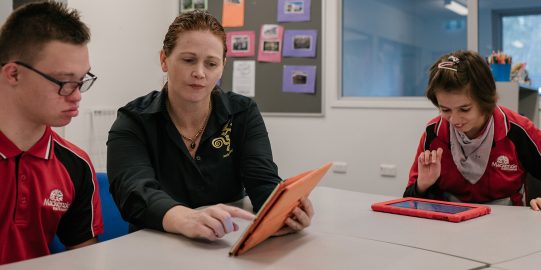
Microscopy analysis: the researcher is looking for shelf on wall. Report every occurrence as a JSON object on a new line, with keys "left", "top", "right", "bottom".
{"left": 496, "top": 82, "right": 539, "bottom": 126}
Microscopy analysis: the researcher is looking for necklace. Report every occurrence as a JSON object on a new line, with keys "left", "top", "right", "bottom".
{"left": 178, "top": 101, "right": 212, "bottom": 150}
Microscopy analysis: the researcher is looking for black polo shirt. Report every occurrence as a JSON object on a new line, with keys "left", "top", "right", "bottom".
{"left": 107, "top": 88, "right": 281, "bottom": 231}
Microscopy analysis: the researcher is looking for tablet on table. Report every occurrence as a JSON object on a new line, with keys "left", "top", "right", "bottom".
{"left": 371, "top": 197, "right": 491, "bottom": 222}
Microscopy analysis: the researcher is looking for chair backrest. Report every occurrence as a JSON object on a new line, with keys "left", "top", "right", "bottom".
{"left": 49, "top": 172, "right": 128, "bottom": 253}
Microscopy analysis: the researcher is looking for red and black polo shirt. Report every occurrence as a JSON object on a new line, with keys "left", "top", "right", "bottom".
{"left": 405, "top": 106, "right": 541, "bottom": 205}
{"left": 0, "top": 127, "right": 103, "bottom": 265}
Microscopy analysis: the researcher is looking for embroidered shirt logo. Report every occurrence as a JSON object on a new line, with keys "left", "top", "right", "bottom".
{"left": 43, "top": 189, "right": 70, "bottom": 212}
{"left": 212, "top": 121, "right": 233, "bottom": 158}
{"left": 491, "top": 155, "right": 518, "bottom": 171}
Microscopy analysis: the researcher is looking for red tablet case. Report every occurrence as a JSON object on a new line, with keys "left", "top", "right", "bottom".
{"left": 371, "top": 197, "right": 491, "bottom": 222}
{"left": 229, "top": 162, "right": 332, "bottom": 256}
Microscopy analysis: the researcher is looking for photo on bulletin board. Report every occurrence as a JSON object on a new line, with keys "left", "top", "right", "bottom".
{"left": 227, "top": 31, "right": 255, "bottom": 57}
{"left": 264, "top": 41, "right": 280, "bottom": 52}
{"left": 283, "top": 65, "right": 316, "bottom": 94}
{"left": 283, "top": 29, "right": 317, "bottom": 58}
{"left": 277, "top": 0, "right": 311, "bottom": 22}
{"left": 180, "top": 0, "right": 208, "bottom": 13}
{"left": 257, "top": 24, "right": 284, "bottom": 63}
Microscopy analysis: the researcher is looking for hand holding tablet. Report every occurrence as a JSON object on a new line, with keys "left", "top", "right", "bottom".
{"left": 230, "top": 162, "right": 331, "bottom": 256}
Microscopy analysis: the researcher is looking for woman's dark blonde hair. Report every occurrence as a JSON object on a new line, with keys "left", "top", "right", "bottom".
{"left": 162, "top": 10, "right": 226, "bottom": 60}
{"left": 426, "top": 50, "right": 497, "bottom": 115}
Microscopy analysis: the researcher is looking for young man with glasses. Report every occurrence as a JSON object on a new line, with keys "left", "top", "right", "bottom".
{"left": 0, "top": 2, "right": 103, "bottom": 265}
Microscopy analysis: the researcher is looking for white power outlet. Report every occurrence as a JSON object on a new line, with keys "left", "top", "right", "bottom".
{"left": 380, "top": 164, "right": 397, "bottom": 177}
{"left": 332, "top": 161, "right": 348, "bottom": 174}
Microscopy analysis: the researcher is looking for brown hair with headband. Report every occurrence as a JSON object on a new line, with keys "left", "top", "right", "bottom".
{"left": 426, "top": 50, "right": 497, "bottom": 115}
{"left": 162, "top": 10, "right": 227, "bottom": 60}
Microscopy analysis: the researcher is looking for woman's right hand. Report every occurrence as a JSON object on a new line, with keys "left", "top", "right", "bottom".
{"left": 163, "top": 204, "right": 255, "bottom": 241}
{"left": 416, "top": 148, "right": 444, "bottom": 194}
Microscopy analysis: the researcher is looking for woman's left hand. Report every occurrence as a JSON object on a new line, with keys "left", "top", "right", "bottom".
{"left": 529, "top": 197, "right": 541, "bottom": 211}
{"left": 273, "top": 197, "right": 314, "bottom": 236}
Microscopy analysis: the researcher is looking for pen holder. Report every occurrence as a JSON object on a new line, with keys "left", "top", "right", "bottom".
{"left": 490, "top": 64, "right": 511, "bottom": 82}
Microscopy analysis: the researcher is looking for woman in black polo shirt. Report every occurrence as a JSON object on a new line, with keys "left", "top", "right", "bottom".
{"left": 107, "top": 10, "right": 313, "bottom": 240}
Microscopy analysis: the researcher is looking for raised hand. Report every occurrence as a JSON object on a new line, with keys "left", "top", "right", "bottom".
{"left": 416, "top": 148, "right": 444, "bottom": 194}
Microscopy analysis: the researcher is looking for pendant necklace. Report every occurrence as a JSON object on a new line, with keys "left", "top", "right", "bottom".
{"left": 179, "top": 101, "right": 212, "bottom": 150}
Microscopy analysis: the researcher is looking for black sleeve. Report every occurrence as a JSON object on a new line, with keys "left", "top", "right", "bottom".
{"left": 238, "top": 102, "right": 281, "bottom": 212}
{"left": 509, "top": 122, "right": 541, "bottom": 179}
{"left": 55, "top": 148, "right": 102, "bottom": 246}
{"left": 508, "top": 121, "right": 541, "bottom": 200}
{"left": 107, "top": 111, "right": 180, "bottom": 231}
{"left": 403, "top": 182, "right": 421, "bottom": 198}
{"left": 403, "top": 181, "right": 442, "bottom": 200}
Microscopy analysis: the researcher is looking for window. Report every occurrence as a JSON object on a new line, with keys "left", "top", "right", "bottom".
{"left": 341, "top": 0, "right": 467, "bottom": 97}
{"left": 502, "top": 14, "right": 541, "bottom": 92}
{"left": 478, "top": 0, "right": 541, "bottom": 93}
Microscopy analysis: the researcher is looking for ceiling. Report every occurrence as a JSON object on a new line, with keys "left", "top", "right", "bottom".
{"left": 373, "top": 0, "right": 541, "bottom": 19}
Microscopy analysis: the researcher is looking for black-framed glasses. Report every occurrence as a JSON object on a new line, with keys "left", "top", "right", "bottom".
{"left": 8, "top": 61, "right": 97, "bottom": 96}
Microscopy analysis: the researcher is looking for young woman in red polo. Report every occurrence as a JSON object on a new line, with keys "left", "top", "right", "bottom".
{"left": 404, "top": 50, "right": 541, "bottom": 209}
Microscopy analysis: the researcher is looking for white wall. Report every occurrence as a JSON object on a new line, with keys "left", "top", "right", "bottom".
{"left": 0, "top": 0, "right": 12, "bottom": 24}
{"left": 62, "top": 0, "right": 446, "bottom": 198}
{"left": 66, "top": 0, "right": 177, "bottom": 150}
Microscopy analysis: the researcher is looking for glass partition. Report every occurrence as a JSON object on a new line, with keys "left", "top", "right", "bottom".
{"left": 342, "top": 0, "right": 467, "bottom": 97}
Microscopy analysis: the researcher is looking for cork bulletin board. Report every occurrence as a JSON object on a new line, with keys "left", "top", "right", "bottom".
{"left": 206, "top": 0, "right": 323, "bottom": 115}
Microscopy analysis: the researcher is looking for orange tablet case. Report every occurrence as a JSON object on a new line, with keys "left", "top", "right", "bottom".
{"left": 371, "top": 197, "right": 491, "bottom": 222}
{"left": 229, "top": 162, "right": 332, "bottom": 256}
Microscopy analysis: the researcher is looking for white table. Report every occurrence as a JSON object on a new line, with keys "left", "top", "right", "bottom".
{"left": 0, "top": 227, "right": 485, "bottom": 270}
{"left": 492, "top": 250, "right": 541, "bottom": 270}
{"left": 309, "top": 187, "right": 541, "bottom": 265}
{"left": 4, "top": 186, "right": 540, "bottom": 269}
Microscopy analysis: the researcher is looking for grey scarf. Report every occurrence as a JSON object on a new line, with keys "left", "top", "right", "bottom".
{"left": 449, "top": 116, "right": 494, "bottom": 184}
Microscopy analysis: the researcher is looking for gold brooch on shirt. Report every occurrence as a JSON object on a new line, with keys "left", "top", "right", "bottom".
{"left": 212, "top": 121, "right": 233, "bottom": 158}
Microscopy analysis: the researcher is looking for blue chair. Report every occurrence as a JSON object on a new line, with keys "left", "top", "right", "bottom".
{"left": 49, "top": 172, "right": 128, "bottom": 253}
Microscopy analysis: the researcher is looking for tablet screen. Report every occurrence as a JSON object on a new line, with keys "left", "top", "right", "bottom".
{"left": 389, "top": 200, "right": 473, "bottom": 214}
